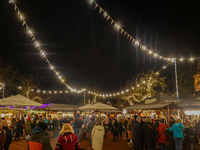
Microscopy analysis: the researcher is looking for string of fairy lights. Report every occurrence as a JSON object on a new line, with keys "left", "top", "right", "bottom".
{"left": 88, "top": 0, "right": 200, "bottom": 62}
{"left": 7, "top": 0, "right": 196, "bottom": 99}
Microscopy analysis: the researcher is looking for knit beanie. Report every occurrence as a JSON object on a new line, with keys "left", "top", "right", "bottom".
{"left": 37, "top": 121, "right": 47, "bottom": 131}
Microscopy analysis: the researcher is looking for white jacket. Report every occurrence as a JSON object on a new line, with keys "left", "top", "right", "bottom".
{"left": 91, "top": 125, "right": 105, "bottom": 150}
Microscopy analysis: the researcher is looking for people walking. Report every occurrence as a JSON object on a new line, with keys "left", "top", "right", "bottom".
{"left": 87, "top": 117, "right": 96, "bottom": 149}
{"left": 2, "top": 121, "right": 12, "bottom": 150}
{"left": 27, "top": 121, "right": 52, "bottom": 150}
{"left": 102, "top": 116, "right": 109, "bottom": 138}
{"left": 127, "top": 118, "right": 134, "bottom": 147}
{"left": 157, "top": 119, "right": 167, "bottom": 150}
{"left": 112, "top": 117, "right": 119, "bottom": 142}
{"left": 143, "top": 117, "right": 157, "bottom": 150}
{"left": 75, "top": 116, "right": 84, "bottom": 141}
{"left": 168, "top": 119, "right": 185, "bottom": 150}
{"left": 25, "top": 117, "right": 32, "bottom": 141}
{"left": 52, "top": 117, "right": 60, "bottom": 138}
{"left": 55, "top": 123, "right": 80, "bottom": 150}
{"left": 91, "top": 120, "right": 105, "bottom": 150}
{"left": 133, "top": 117, "right": 143, "bottom": 150}
{"left": 118, "top": 118, "right": 124, "bottom": 139}
{"left": 124, "top": 117, "right": 129, "bottom": 143}
{"left": 185, "top": 120, "right": 197, "bottom": 150}
{"left": 15, "top": 118, "right": 23, "bottom": 141}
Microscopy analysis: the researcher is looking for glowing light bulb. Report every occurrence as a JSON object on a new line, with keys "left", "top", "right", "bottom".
{"left": 43, "top": 91, "right": 46, "bottom": 93}
{"left": 41, "top": 52, "right": 45, "bottom": 56}
{"left": 18, "top": 86, "right": 22, "bottom": 89}
{"left": 148, "top": 50, "right": 152, "bottom": 54}
{"left": 54, "top": 91, "right": 57, "bottom": 94}
{"left": 49, "top": 91, "right": 52, "bottom": 94}
{"left": 113, "top": 94, "right": 116, "bottom": 96}
{"left": 88, "top": 91, "right": 91, "bottom": 94}
{"left": 137, "top": 84, "right": 140, "bottom": 87}
{"left": 35, "top": 42, "right": 39, "bottom": 47}
{"left": 58, "top": 76, "right": 62, "bottom": 79}
{"left": 50, "top": 66, "right": 54, "bottom": 69}
{"left": 126, "top": 89, "right": 129, "bottom": 92}
{"left": 56, "top": 72, "right": 59, "bottom": 75}
{"left": 163, "top": 66, "right": 166, "bottom": 69}
{"left": 27, "top": 29, "right": 32, "bottom": 35}
{"left": 180, "top": 58, "right": 184, "bottom": 61}
{"left": 143, "top": 81, "right": 146, "bottom": 84}
{"left": 117, "top": 93, "right": 120, "bottom": 95}
{"left": 61, "top": 79, "right": 64, "bottom": 82}
{"left": 9, "top": 0, "right": 14, "bottom": 3}
{"left": 37, "top": 90, "right": 40, "bottom": 92}
{"left": 116, "top": 24, "right": 120, "bottom": 29}
{"left": 20, "top": 15, "right": 23, "bottom": 20}
{"left": 190, "top": 58, "right": 194, "bottom": 61}
{"left": 154, "top": 53, "right": 158, "bottom": 57}
{"left": 156, "top": 72, "right": 159, "bottom": 75}
{"left": 102, "top": 94, "right": 105, "bottom": 97}
{"left": 104, "top": 12, "right": 107, "bottom": 17}
{"left": 31, "top": 89, "right": 34, "bottom": 92}
{"left": 109, "top": 94, "right": 112, "bottom": 97}
{"left": 65, "top": 91, "right": 68, "bottom": 93}
{"left": 135, "top": 41, "right": 139, "bottom": 45}
{"left": 106, "top": 94, "right": 108, "bottom": 97}
{"left": 142, "top": 46, "right": 146, "bottom": 50}
{"left": 60, "top": 91, "right": 62, "bottom": 93}
{"left": 132, "top": 87, "right": 134, "bottom": 89}
{"left": 121, "top": 91, "right": 124, "bottom": 94}
{"left": 167, "top": 58, "right": 170, "bottom": 61}
{"left": 99, "top": 94, "right": 102, "bottom": 97}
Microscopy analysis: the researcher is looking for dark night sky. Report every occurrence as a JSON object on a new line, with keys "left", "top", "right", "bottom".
{"left": 0, "top": 0, "right": 200, "bottom": 94}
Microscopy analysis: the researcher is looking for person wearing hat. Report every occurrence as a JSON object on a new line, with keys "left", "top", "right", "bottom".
{"left": 25, "top": 117, "right": 32, "bottom": 141}
{"left": 27, "top": 121, "right": 52, "bottom": 150}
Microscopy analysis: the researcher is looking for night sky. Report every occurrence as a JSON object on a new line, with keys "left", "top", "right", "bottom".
{"left": 0, "top": 0, "right": 200, "bottom": 94}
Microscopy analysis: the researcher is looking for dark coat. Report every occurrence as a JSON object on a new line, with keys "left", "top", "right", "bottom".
{"left": 118, "top": 121, "right": 124, "bottom": 132}
{"left": 143, "top": 122, "right": 157, "bottom": 147}
{"left": 2, "top": 126, "right": 12, "bottom": 148}
{"left": 112, "top": 120, "right": 119, "bottom": 135}
{"left": 132, "top": 119, "right": 137, "bottom": 134}
{"left": 75, "top": 118, "right": 84, "bottom": 128}
{"left": 185, "top": 125, "right": 197, "bottom": 143}
{"left": 133, "top": 121, "right": 143, "bottom": 140}
{"left": 16, "top": 121, "right": 23, "bottom": 134}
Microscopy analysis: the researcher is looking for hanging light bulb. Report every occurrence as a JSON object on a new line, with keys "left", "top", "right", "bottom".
{"left": 143, "top": 81, "right": 146, "bottom": 84}
{"left": 142, "top": 46, "right": 146, "bottom": 50}
{"left": 180, "top": 58, "right": 184, "bottom": 61}
{"left": 109, "top": 94, "right": 112, "bottom": 97}
{"left": 65, "top": 91, "right": 68, "bottom": 93}
{"left": 31, "top": 89, "right": 34, "bottom": 92}
{"left": 49, "top": 91, "right": 52, "bottom": 94}
{"left": 135, "top": 41, "right": 139, "bottom": 45}
{"left": 190, "top": 58, "right": 194, "bottom": 61}
{"left": 19, "top": 14, "right": 23, "bottom": 20}
{"left": 35, "top": 42, "right": 39, "bottom": 47}
{"left": 37, "top": 90, "right": 40, "bottom": 92}
{"left": 18, "top": 86, "right": 22, "bottom": 89}
{"left": 56, "top": 72, "right": 59, "bottom": 75}
{"left": 27, "top": 29, "right": 32, "bottom": 35}
{"left": 117, "top": 93, "right": 120, "bottom": 95}
{"left": 121, "top": 91, "right": 124, "bottom": 94}
{"left": 137, "top": 84, "right": 140, "bottom": 87}
{"left": 54, "top": 91, "right": 57, "bottom": 94}
{"left": 104, "top": 12, "right": 107, "bottom": 17}
{"left": 163, "top": 66, "right": 166, "bottom": 69}
{"left": 126, "top": 89, "right": 129, "bottom": 92}
{"left": 43, "top": 91, "right": 46, "bottom": 93}
{"left": 50, "top": 66, "right": 54, "bottom": 69}
{"left": 60, "top": 91, "right": 62, "bottom": 93}
{"left": 148, "top": 50, "right": 152, "bottom": 54}
{"left": 113, "top": 94, "right": 116, "bottom": 96}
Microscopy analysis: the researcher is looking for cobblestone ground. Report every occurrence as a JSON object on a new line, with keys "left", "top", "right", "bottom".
{"left": 8, "top": 132, "right": 200, "bottom": 150}
{"left": 9, "top": 131, "right": 131, "bottom": 150}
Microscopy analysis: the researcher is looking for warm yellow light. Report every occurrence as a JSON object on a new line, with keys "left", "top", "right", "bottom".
{"left": 121, "top": 91, "right": 124, "bottom": 94}
{"left": 56, "top": 72, "right": 59, "bottom": 75}
{"left": 116, "top": 24, "right": 120, "bottom": 29}
{"left": 91, "top": 92, "right": 93, "bottom": 94}
{"left": 132, "top": 87, "right": 134, "bottom": 89}
{"left": 104, "top": 12, "right": 107, "bottom": 17}
{"left": 180, "top": 58, "right": 184, "bottom": 61}
{"left": 35, "top": 42, "right": 39, "bottom": 47}
{"left": 117, "top": 93, "right": 120, "bottom": 95}
{"left": 43, "top": 91, "right": 46, "bottom": 93}
{"left": 50, "top": 66, "right": 54, "bottom": 69}
{"left": 190, "top": 58, "right": 194, "bottom": 61}
{"left": 99, "top": 94, "right": 102, "bottom": 97}
{"left": 126, "top": 89, "right": 129, "bottom": 92}
{"left": 113, "top": 94, "right": 116, "bottom": 96}
{"left": 37, "top": 90, "right": 40, "bottom": 92}
{"left": 143, "top": 81, "right": 146, "bottom": 84}
{"left": 88, "top": 91, "right": 91, "bottom": 93}
{"left": 27, "top": 29, "right": 32, "bottom": 35}
{"left": 163, "top": 66, "right": 166, "bottom": 69}
{"left": 167, "top": 58, "right": 170, "bottom": 61}
{"left": 41, "top": 52, "right": 45, "bottom": 56}
{"left": 54, "top": 91, "right": 57, "bottom": 94}
{"left": 106, "top": 94, "right": 108, "bottom": 97}
{"left": 137, "top": 84, "right": 140, "bottom": 87}
{"left": 153, "top": 53, "right": 158, "bottom": 57}
{"left": 18, "top": 86, "right": 22, "bottom": 89}
{"left": 148, "top": 50, "right": 152, "bottom": 54}
{"left": 142, "top": 46, "right": 146, "bottom": 50}
{"left": 135, "top": 41, "right": 139, "bottom": 45}
{"left": 49, "top": 91, "right": 52, "bottom": 94}
{"left": 60, "top": 91, "right": 62, "bottom": 93}
{"left": 61, "top": 79, "right": 64, "bottom": 82}
{"left": 156, "top": 72, "right": 159, "bottom": 75}
{"left": 20, "top": 15, "right": 23, "bottom": 20}
{"left": 109, "top": 94, "right": 112, "bottom": 97}
{"left": 31, "top": 89, "right": 34, "bottom": 92}
{"left": 58, "top": 76, "right": 62, "bottom": 79}
{"left": 65, "top": 91, "right": 68, "bottom": 93}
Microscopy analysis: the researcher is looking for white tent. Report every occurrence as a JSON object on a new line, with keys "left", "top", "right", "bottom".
{"left": 0, "top": 94, "right": 42, "bottom": 106}
{"left": 79, "top": 102, "right": 118, "bottom": 111}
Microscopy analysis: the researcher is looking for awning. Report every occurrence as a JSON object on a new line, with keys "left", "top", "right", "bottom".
{"left": 44, "top": 103, "right": 79, "bottom": 111}
{"left": 79, "top": 102, "right": 118, "bottom": 111}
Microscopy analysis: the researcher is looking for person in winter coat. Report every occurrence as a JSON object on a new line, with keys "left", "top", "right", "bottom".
{"left": 185, "top": 120, "right": 197, "bottom": 150}
{"left": 32, "top": 114, "right": 39, "bottom": 129}
{"left": 0, "top": 124, "right": 6, "bottom": 150}
{"left": 25, "top": 117, "right": 32, "bottom": 141}
{"left": 91, "top": 120, "right": 105, "bottom": 150}
{"left": 157, "top": 119, "right": 167, "bottom": 150}
{"left": 133, "top": 117, "right": 143, "bottom": 150}
{"left": 124, "top": 117, "right": 129, "bottom": 143}
{"left": 143, "top": 117, "right": 157, "bottom": 150}
{"left": 118, "top": 118, "right": 124, "bottom": 139}
{"left": 75, "top": 116, "right": 84, "bottom": 141}
{"left": 27, "top": 121, "right": 52, "bottom": 150}
{"left": 168, "top": 119, "right": 185, "bottom": 150}
{"left": 2, "top": 121, "right": 12, "bottom": 150}
{"left": 112, "top": 118, "right": 119, "bottom": 142}
{"left": 52, "top": 117, "right": 60, "bottom": 138}
{"left": 55, "top": 123, "right": 80, "bottom": 150}
{"left": 46, "top": 116, "right": 51, "bottom": 137}
{"left": 127, "top": 118, "right": 134, "bottom": 147}
{"left": 15, "top": 118, "right": 23, "bottom": 141}
{"left": 87, "top": 117, "right": 96, "bottom": 149}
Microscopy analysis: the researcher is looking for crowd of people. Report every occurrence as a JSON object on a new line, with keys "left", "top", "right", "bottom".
{"left": 0, "top": 113, "right": 200, "bottom": 150}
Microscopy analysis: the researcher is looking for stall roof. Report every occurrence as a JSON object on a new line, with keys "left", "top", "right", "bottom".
{"left": 79, "top": 102, "right": 118, "bottom": 111}
{"left": 44, "top": 103, "right": 80, "bottom": 111}
{"left": 178, "top": 94, "right": 200, "bottom": 106}
{"left": 125, "top": 102, "right": 180, "bottom": 110}
{"left": 144, "top": 93, "right": 182, "bottom": 104}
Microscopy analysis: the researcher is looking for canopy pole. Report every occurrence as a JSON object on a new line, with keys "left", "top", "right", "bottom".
{"left": 17, "top": 105, "right": 19, "bottom": 118}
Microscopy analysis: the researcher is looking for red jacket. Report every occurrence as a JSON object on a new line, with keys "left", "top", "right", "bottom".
{"left": 157, "top": 123, "right": 167, "bottom": 143}
{"left": 55, "top": 133, "right": 80, "bottom": 150}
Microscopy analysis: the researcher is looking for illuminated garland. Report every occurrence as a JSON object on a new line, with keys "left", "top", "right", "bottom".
{"left": 88, "top": 0, "right": 200, "bottom": 62}
{"left": 8, "top": 0, "right": 172, "bottom": 98}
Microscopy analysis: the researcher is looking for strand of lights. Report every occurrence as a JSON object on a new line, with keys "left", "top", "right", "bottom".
{"left": 9, "top": 0, "right": 85, "bottom": 94}
{"left": 8, "top": 1, "right": 173, "bottom": 99}
{"left": 88, "top": 0, "right": 200, "bottom": 62}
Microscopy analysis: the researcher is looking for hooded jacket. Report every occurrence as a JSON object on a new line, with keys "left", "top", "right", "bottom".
{"left": 92, "top": 125, "right": 105, "bottom": 150}
{"left": 168, "top": 122, "right": 185, "bottom": 138}
{"left": 157, "top": 123, "right": 167, "bottom": 143}
{"left": 55, "top": 132, "right": 80, "bottom": 150}
{"left": 185, "top": 124, "right": 197, "bottom": 143}
{"left": 27, "top": 127, "right": 52, "bottom": 150}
